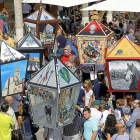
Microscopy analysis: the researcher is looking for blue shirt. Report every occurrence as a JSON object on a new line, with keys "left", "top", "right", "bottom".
{"left": 84, "top": 117, "right": 99, "bottom": 140}
{"left": 93, "top": 78, "right": 99, "bottom": 85}
{"left": 93, "top": 83, "right": 108, "bottom": 100}
{"left": 127, "top": 34, "right": 135, "bottom": 42}
{"left": 125, "top": 107, "right": 140, "bottom": 133}
{"left": 57, "top": 35, "right": 66, "bottom": 49}
{"left": 65, "top": 39, "right": 78, "bottom": 57}
{"left": 77, "top": 89, "right": 85, "bottom": 105}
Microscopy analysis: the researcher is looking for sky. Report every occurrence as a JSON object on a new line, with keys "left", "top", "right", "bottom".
{"left": 23, "top": 53, "right": 40, "bottom": 58}
{"left": 1, "top": 60, "right": 28, "bottom": 91}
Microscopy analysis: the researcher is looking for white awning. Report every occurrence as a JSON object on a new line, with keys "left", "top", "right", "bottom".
{"left": 22, "top": 0, "right": 99, "bottom": 7}
{"left": 81, "top": 0, "right": 140, "bottom": 12}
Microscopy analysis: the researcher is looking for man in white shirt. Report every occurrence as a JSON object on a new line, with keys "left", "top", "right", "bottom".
{"left": 76, "top": 100, "right": 102, "bottom": 125}
{"left": 22, "top": 3, "right": 32, "bottom": 18}
{"left": 5, "top": 96, "right": 18, "bottom": 130}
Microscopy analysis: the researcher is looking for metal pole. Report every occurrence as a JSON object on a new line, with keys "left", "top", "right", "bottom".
{"left": 73, "top": 6, "right": 76, "bottom": 35}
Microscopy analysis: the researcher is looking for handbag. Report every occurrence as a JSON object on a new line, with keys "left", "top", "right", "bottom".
{"left": 31, "top": 124, "right": 39, "bottom": 134}
{"left": 12, "top": 130, "right": 23, "bottom": 140}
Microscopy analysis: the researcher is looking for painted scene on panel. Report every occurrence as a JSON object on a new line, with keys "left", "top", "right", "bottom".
{"left": 21, "top": 35, "right": 39, "bottom": 47}
{"left": 109, "top": 60, "right": 140, "bottom": 91}
{"left": 1, "top": 60, "right": 28, "bottom": 97}
{"left": 58, "top": 85, "right": 81, "bottom": 127}
{"left": 39, "top": 23, "right": 56, "bottom": 44}
{"left": 81, "top": 41, "right": 102, "bottom": 64}
{"left": 28, "top": 85, "right": 57, "bottom": 128}
{"left": 24, "top": 22, "right": 37, "bottom": 36}
{"left": 23, "top": 53, "right": 40, "bottom": 71}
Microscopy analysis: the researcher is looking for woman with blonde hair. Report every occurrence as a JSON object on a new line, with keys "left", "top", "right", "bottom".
{"left": 84, "top": 79, "right": 94, "bottom": 108}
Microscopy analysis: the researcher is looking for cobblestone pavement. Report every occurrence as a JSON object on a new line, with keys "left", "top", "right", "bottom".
{"left": 36, "top": 126, "right": 44, "bottom": 140}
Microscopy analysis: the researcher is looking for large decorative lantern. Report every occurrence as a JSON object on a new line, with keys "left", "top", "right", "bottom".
{"left": 27, "top": 58, "right": 81, "bottom": 128}
{"left": 106, "top": 36, "right": 140, "bottom": 92}
{"left": 76, "top": 20, "right": 113, "bottom": 64}
{"left": 23, "top": 7, "right": 58, "bottom": 46}
{"left": 0, "top": 41, "right": 28, "bottom": 98}
{"left": 17, "top": 32, "right": 44, "bottom": 74}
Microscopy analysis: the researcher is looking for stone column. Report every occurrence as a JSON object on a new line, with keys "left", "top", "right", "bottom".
{"left": 81, "top": 3, "right": 89, "bottom": 26}
{"left": 107, "top": 11, "right": 113, "bottom": 23}
{"left": 14, "top": 0, "right": 23, "bottom": 43}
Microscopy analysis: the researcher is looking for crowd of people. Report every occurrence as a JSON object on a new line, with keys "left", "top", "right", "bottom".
{"left": 1, "top": 2, "right": 140, "bottom": 140}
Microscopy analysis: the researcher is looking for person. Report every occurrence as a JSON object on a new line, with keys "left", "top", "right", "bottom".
{"left": 114, "top": 99, "right": 125, "bottom": 123}
{"left": 112, "top": 16, "right": 119, "bottom": 30}
{"left": 127, "top": 21, "right": 135, "bottom": 33}
{"left": 124, "top": 94, "right": 134, "bottom": 111}
{"left": 58, "top": 6, "right": 63, "bottom": 18}
{"left": 102, "top": 16, "right": 108, "bottom": 26}
{"left": 122, "top": 105, "right": 131, "bottom": 139}
{"left": 11, "top": 94, "right": 23, "bottom": 120}
{"left": 119, "top": 23, "right": 124, "bottom": 34}
{"left": 99, "top": 100, "right": 110, "bottom": 128}
{"left": 127, "top": 29, "right": 135, "bottom": 42}
{"left": 135, "top": 26, "right": 140, "bottom": 44}
{"left": 81, "top": 108, "right": 99, "bottom": 140}
{"left": 0, "top": 7, "right": 9, "bottom": 34}
{"left": 65, "top": 35, "right": 78, "bottom": 58}
{"left": 130, "top": 119, "right": 140, "bottom": 140}
{"left": 56, "top": 29, "right": 66, "bottom": 50}
{"left": 110, "top": 36, "right": 116, "bottom": 46}
{"left": 76, "top": 100, "right": 102, "bottom": 125}
{"left": 71, "top": 11, "right": 81, "bottom": 33}
{"left": 80, "top": 64, "right": 93, "bottom": 83}
{"left": 93, "top": 73, "right": 109, "bottom": 100}
{"left": 123, "top": 100, "right": 140, "bottom": 133}
{"left": 111, "top": 123, "right": 129, "bottom": 140}
{"left": 93, "top": 70, "right": 104, "bottom": 85}
{"left": 134, "top": 39, "right": 139, "bottom": 45}
{"left": 83, "top": 79, "right": 93, "bottom": 107}
{"left": 0, "top": 19, "right": 5, "bottom": 33}
{"left": 60, "top": 45, "right": 75, "bottom": 65}
{"left": 22, "top": 3, "right": 32, "bottom": 18}
{"left": 18, "top": 104, "right": 37, "bottom": 140}
{"left": 3, "top": 33, "right": 14, "bottom": 48}
{"left": 63, "top": 112, "right": 82, "bottom": 140}
{"left": 0, "top": 102, "right": 15, "bottom": 140}
{"left": 102, "top": 114, "right": 117, "bottom": 140}
{"left": 5, "top": 96, "right": 18, "bottom": 130}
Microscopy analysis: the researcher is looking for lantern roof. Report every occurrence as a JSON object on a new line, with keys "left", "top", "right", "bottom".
{"left": 0, "top": 41, "right": 26, "bottom": 64}
{"left": 24, "top": 7, "right": 58, "bottom": 22}
{"left": 27, "top": 58, "right": 81, "bottom": 89}
{"left": 77, "top": 20, "right": 112, "bottom": 36}
{"left": 17, "top": 32, "right": 43, "bottom": 50}
{"left": 106, "top": 35, "right": 140, "bottom": 59}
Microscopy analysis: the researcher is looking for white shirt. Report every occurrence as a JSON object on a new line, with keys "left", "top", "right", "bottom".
{"left": 81, "top": 108, "right": 102, "bottom": 125}
{"left": 100, "top": 110, "right": 110, "bottom": 125}
{"left": 85, "top": 89, "right": 93, "bottom": 106}
{"left": 11, "top": 94, "right": 22, "bottom": 112}
{"left": 7, "top": 107, "right": 19, "bottom": 130}
{"left": 22, "top": 3, "right": 32, "bottom": 13}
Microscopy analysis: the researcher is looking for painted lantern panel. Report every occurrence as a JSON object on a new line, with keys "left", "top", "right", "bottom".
{"left": 23, "top": 53, "right": 40, "bottom": 71}
{"left": 24, "top": 22, "right": 37, "bottom": 36}
{"left": 80, "top": 41, "right": 105, "bottom": 64}
{"left": 108, "top": 60, "right": 140, "bottom": 91}
{"left": 1, "top": 60, "right": 28, "bottom": 97}
{"left": 57, "top": 85, "right": 81, "bottom": 127}
{"left": 39, "top": 23, "right": 56, "bottom": 45}
{"left": 28, "top": 85, "right": 57, "bottom": 128}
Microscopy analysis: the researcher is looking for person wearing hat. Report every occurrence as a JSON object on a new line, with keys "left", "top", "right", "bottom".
{"left": 76, "top": 100, "right": 102, "bottom": 125}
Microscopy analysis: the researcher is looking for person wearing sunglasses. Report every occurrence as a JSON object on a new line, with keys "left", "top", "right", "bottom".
{"left": 111, "top": 123, "right": 128, "bottom": 140}
{"left": 123, "top": 100, "right": 140, "bottom": 133}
